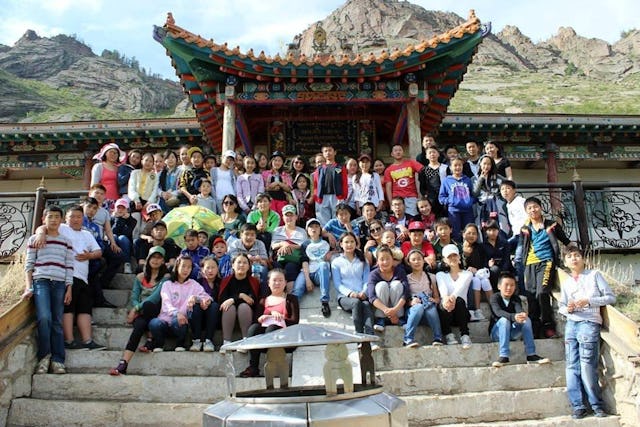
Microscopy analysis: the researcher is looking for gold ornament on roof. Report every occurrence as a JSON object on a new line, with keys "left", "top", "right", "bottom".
{"left": 312, "top": 22, "right": 328, "bottom": 54}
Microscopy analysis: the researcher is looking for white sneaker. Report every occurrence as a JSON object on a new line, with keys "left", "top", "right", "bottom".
{"left": 469, "top": 310, "right": 479, "bottom": 322}
{"left": 123, "top": 262, "right": 133, "bottom": 274}
{"left": 174, "top": 346, "right": 186, "bottom": 352}
{"left": 203, "top": 339, "right": 215, "bottom": 352}
{"left": 474, "top": 309, "right": 486, "bottom": 321}
{"left": 373, "top": 324, "right": 385, "bottom": 332}
{"left": 35, "top": 355, "right": 50, "bottom": 374}
{"left": 153, "top": 347, "right": 163, "bottom": 353}
{"left": 219, "top": 339, "right": 232, "bottom": 354}
{"left": 370, "top": 343, "right": 381, "bottom": 352}
{"left": 460, "top": 334, "right": 472, "bottom": 349}
{"left": 445, "top": 333, "right": 457, "bottom": 345}
{"left": 189, "top": 339, "right": 202, "bottom": 352}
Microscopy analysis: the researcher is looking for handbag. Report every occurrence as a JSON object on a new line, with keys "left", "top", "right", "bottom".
{"left": 277, "top": 247, "right": 302, "bottom": 264}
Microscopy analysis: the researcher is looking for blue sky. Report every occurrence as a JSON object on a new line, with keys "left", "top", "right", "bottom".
{"left": 2, "top": 0, "right": 637, "bottom": 80}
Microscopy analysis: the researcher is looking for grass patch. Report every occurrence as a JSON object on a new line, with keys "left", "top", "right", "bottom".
{"left": 0, "top": 256, "right": 25, "bottom": 316}
{"left": 587, "top": 251, "right": 640, "bottom": 322}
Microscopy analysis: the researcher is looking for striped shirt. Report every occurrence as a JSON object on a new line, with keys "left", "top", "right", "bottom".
{"left": 25, "top": 234, "right": 74, "bottom": 286}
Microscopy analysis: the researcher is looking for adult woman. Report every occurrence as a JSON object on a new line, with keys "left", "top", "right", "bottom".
{"left": 127, "top": 152, "right": 159, "bottom": 213}
{"left": 91, "top": 143, "right": 126, "bottom": 204}
{"left": 118, "top": 149, "right": 142, "bottom": 199}
{"left": 109, "top": 247, "right": 167, "bottom": 375}
{"left": 220, "top": 194, "right": 246, "bottom": 244}
{"left": 158, "top": 149, "right": 181, "bottom": 212}
{"left": 218, "top": 253, "right": 261, "bottom": 347}
{"left": 288, "top": 154, "right": 310, "bottom": 182}
{"left": 352, "top": 153, "right": 385, "bottom": 215}
{"left": 484, "top": 141, "right": 513, "bottom": 180}
{"left": 363, "top": 219, "right": 385, "bottom": 267}
{"left": 271, "top": 205, "right": 306, "bottom": 291}
{"left": 239, "top": 268, "right": 299, "bottom": 377}
{"left": 254, "top": 152, "right": 269, "bottom": 173}
{"left": 261, "top": 151, "right": 293, "bottom": 219}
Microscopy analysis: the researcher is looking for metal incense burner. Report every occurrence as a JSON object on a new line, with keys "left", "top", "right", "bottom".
{"left": 203, "top": 324, "right": 406, "bottom": 426}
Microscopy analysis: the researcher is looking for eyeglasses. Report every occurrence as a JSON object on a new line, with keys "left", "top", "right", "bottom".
{"left": 223, "top": 201, "right": 235, "bottom": 206}
{"left": 370, "top": 227, "right": 382, "bottom": 233}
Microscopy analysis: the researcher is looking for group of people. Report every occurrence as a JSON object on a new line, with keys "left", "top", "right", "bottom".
{"left": 24, "top": 136, "right": 616, "bottom": 418}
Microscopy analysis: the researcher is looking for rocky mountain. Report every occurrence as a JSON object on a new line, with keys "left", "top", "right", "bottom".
{"left": 0, "top": 30, "right": 186, "bottom": 123}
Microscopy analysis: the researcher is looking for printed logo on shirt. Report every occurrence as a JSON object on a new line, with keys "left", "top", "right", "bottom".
{"left": 389, "top": 166, "right": 414, "bottom": 188}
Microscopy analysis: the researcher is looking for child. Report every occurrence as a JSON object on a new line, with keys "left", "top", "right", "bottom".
{"left": 24, "top": 206, "right": 74, "bottom": 374}
{"left": 246, "top": 192, "right": 280, "bottom": 251}
{"left": 439, "top": 157, "right": 475, "bottom": 242}
{"left": 436, "top": 244, "right": 473, "bottom": 348}
{"left": 432, "top": 217, "right": 462, "bottom": 273}
{"left": 558, "top": 245, "right": 616, "bottom": 419}
{"left": 384, "top": 143, "right": 423, "bottom": 216}
{"left": 291, "top": 173, "right": 314, "bottom": 228}
{"left": 148, "top": 255, "right": 212, "bottom": 352}
{"left": 482, "top": 220, "right": 513, "bottom": 290}
{"left": 352, "top": 202, "right": 378, "bottom": 241}
{"left": 194, "top": 178, "right": 217, "bottom": 213}
{"left": 416, "top": 197, "right": 436, "bottom": 241}
{"left": 197, "top": 230, "right": 209, "bottom": 248}
{"left": 404, "top": 249, "right": 443, "bottom": 347}
{"left": 228, "top": 223, "right": 270, "bottom": 293}
{"left": 387, "top": 197, "right": 415, "bottom": 243}
{"left": 293, "top": 218, "right": 332, "bottom": 317}
{"left": 110, "top": 198, "right": 137, "bottom": 274}
{"left": 332, "top": 232, "right": 376, "bottom": 340}
{"left": 179, "top": 147, "right": 211, "bottom": 206}
{"left": 362, "top": 219, "right": 385, "bottom": 267}
{"left": 236, "top": 155, "right": 264, "bottom": 214}
{"left": 377, "top": 229, "right": 404, "bottom": 266}
{"left": 239, "top": 269, "right": 300, "bottom": 377}
{"left": 262, "top": 151, "right": 293, "bottom": 218}
{"left": 110, "top": 246, "right": 168, "bottom": 375}
{"left": 190, "top": 256, "right": 221, "bottom": 352}
{"left": 180, "top": 229, "right": 210, "bottom": 280}
{"left": 352, "top": 153, "right": 385, "bottom": 216}
{"left": 367, "top": 245, "right": 409, "bottom": 332}
{"left": 472, "top": 155, "right": 505, "bottom": 229}
{"left": 211, "top": 237, "right": 232, "bottom": 279}
{"left": 323, "top": 202, "right": 360, "bottom": 248}
{"left": 313, "top": 143, "right": 349, "bottom": 224}
{"left": 461, "top": 223, "right": 492, "bottom": 322}
{"left": 489, "top": 272, "right": 550, "bottom": 368}
{"left": 132, "top": 220, "right": 180, "bottom": 272}
{"left": 210, "top": 150, "right": 237, "bottom": 213}
{"left": 418, "top": 144, "right": 447, "bottom": 218}
{"left": 520, "top": 196, "right": 571, "bottom": 338}
{"left": 400, "top": 221, "right": 436, "bottom": 272}
{"left": 127, "top": 152, "right": 159, "bottom": 214}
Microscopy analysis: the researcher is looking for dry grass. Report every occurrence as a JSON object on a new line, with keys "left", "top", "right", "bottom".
{"left": 0, "top": 255, "right": 25, "bottom": 315}
{"left": 586, "top": 251, "right": 640, "bottom": 322}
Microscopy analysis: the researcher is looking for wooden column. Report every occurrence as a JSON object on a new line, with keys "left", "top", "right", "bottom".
{"left": 545, "top": 142, "right": 563, "bottom": 221}
{"left": 407, "top": 99, "right": 421, "bottom": 159}
{"left": 222, "top": 85, "right": 236, "bottom": 153}
{"left": 83, "top": 153, "right": 93, "bottom": 190}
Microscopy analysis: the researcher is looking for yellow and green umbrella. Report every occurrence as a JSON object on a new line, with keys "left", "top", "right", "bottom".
{"left": 162, "top": 205, "right": 223, "bottom": 247}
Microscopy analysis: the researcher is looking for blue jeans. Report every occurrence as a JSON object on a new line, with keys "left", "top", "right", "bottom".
{"left": 404, "top": 303, "right": 442, "bottom": 343}
{"left": 33, "top": 279, "right": 66, "bottom": 363}
{"left": 149, "top": 316, "right": 188, "bottom": 349}
{"left": 565, "top": 320, "right": 604, "bottom": 412}
{"left": 490, "top": 317, "right": 536, "bottom": 358}
{"left": 114, "top": 235, "right": 132, "bottom": 263}
{"left": 292, "top": 262, "right": 330, "bottom": 302}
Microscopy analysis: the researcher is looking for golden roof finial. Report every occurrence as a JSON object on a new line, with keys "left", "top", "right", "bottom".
{"left": 166, "top": 12, "right": 175, "bottom": 26}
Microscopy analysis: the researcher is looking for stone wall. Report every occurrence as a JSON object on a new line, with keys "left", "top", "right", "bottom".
{"left": 0, "top": 335, "right": 36, "bottom": 426}
{"left": 601, "top": 340, "right": 640, "bottom": 425}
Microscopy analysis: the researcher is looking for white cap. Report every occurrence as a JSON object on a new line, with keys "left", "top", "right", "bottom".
{"left": 442, "top": 244, "right": 460, "bottom": 258}
{"left": 222, "top": 150, "right": 236, "bottom": 159}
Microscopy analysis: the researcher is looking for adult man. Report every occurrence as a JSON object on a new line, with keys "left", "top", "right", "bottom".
{"left": 312, "top": 143, "right": 349, "bottom": 225}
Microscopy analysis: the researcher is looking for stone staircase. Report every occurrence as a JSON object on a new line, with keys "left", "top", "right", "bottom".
{"left": 7, "top": 273, "right": 622, "bottom": 427}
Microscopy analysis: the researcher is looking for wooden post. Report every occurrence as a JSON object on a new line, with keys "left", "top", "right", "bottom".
{"left": 222, "top": 85, "right": 236, "bottom": 153}
{"left": 407, "top": 99, "right": 421, "bottom": 159}
{"left": 32, "top": 177, "right": 47, "bottom": 233}
{"left": 572, "top": 169, "right": 591, "bottom": 250}
{"left": 545, "top": 142, "right": 563, "bottom": 221}
{"left": 83, "top": 152, "right": 93, "bottom": 190}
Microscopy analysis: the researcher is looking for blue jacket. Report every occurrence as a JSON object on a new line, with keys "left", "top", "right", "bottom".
{"left": 439, "top": 175, "right": 475, "bottom": 213}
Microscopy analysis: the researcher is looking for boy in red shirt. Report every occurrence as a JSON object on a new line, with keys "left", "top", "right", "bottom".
{"left": 384, "top": 143, "right": 423, "bottom": 216}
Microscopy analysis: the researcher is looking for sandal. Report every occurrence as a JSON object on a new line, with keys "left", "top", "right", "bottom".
{"left": 109, "top": 359, "right": 128, "bottom": 376}
{"left": 138, "top": 340, "right": 154, "bottom": 353}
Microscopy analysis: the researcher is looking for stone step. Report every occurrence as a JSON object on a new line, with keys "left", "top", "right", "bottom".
{"left": 437, "top": 415, "right": 620, "bottom": 427}
{"left": 8, "top": 398, "right": 208, "bottom": 427}
{"left": 65, "top": 350, "right": 253, "bottom": 376}
{"left": 102, "top": 289, "right": 130, "bottom": 308}
{"left": 108, "top": 272, "right": 136, "bottom": 290}
{"left": 378, "top": 361, "right": 566, "bottom": 396}
{"left": 404, "top": 387, "right": 571, "bottom": 425}
{"left": 31, "top": 374, "right": 262, "bottom": 403}
{"left": 90, "top": 326, "right": 244, "bottom": 350}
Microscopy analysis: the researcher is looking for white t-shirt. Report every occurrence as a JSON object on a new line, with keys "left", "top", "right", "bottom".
{"left": 436, "top": 270, "right": 473, "bottom": 305}
{"left": 214, "top": 168, "right": 235, "bottom": 200}
{"left": 506, "top": 195, "right": 527, "bottom": 235}
{"left": 60, "top": 223, "right": 101, "bottom": 283}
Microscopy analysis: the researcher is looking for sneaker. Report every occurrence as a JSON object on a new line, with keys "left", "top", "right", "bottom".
{"left": 460, "top": 334, "right": 472, "bottom": 349}
{"left": 35, "top": 355, "right": 50, "bottom": 374}
{"left": 152, "top": 347, "right": 163, "bottom": 353}
{"left": 431, "top": 339, "right": 444, "bottom": 346}
{"left": 321, "top": 302, "right": 332, "bottom": 318}
{"left": 109, "top": 359, "right": 128, "bottom": 376}
{"left": 50, "top": 361, "right": 66, "bottom": 374}
{"left": 203, "top": 339, "right": 215, "bottom": 352}
{"left": 239, "top": 366, "right": 260, "bottom": 378}
{"left": 65, "top": 340, "right": 86, "bottom": 350}
{"left": 123, "top": 262, "right": 133, "bottom": 274}
{"left": 492, "top": 356, "right": 510, "bottom": 368}
{"left": 370, "top": 343, "right": 381, "bottom": 352}
{"left": 474, "top": 309, "right": 486, "bottom": 321}
{"left": 174, "top": 346, "right": 186, "bottom": 352}
{"left": 571, "top": 409, "right": 588, "bottom": 419}
{"left": 544, "top": 328, "right": 558, "bottom": 338}
{"left": 403, "top": 340, "right": 420, "bottom": 348}
{"left": 83, "top": 340, "right": 107, "bottom": 351}
{"left": 190, "top": 339, "right": 202, "bottom": 352}
{"left": 373, "top": 323, "right": 385, "bottom": 332}
{"left": 593, "top": 408, "right": 608, "bottom": 418}
{"left": 219, "top": 340, "right": 232, "bottom": 354}
{"left": 469, "top": 310, "right": 479, "bottom": 322}
{"left": 526, "top": 354, "right": 551, "bottom": 365}
{"left": 445, "top": 333, "right": 457, "bottom": 345}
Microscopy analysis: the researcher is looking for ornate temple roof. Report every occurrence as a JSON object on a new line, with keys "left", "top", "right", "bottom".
{"left": 153, "top": 11, "right": 488, "bottom": 150}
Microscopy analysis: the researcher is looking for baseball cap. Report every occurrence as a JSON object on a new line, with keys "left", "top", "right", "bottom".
{"left": 114, "top": 198, "right": 129, "bottom": 209}
{"left": 147, "top": 246, "right": 166, "bottom": 260}
{"left": 442, "top": 244, "right": 460, "bottom": 259}
{"left": 222, "top": 150, "right": 236, "bottom": 159}
{"left": 187, "top": 147, "right": 203, "bottom": 158}
{"left": 282, "top": 204, "right": 297, "bottom": 215}
{"left": 408, "top": 221, "right": 426, "bottom": 231}
{"left": 306, "top": 218, "right": 321, "bottom": 229}
{"left": 152, "top": 220, "right": 167, "bottom": 229}
{"left": 358, "top": 153, "right": 372, "bottom": 162}
{"left": 212, "top": 236, "right": 227, "bottom": 247}
{"left": 146, "top": 203, "right": 162, "bottom": 214}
